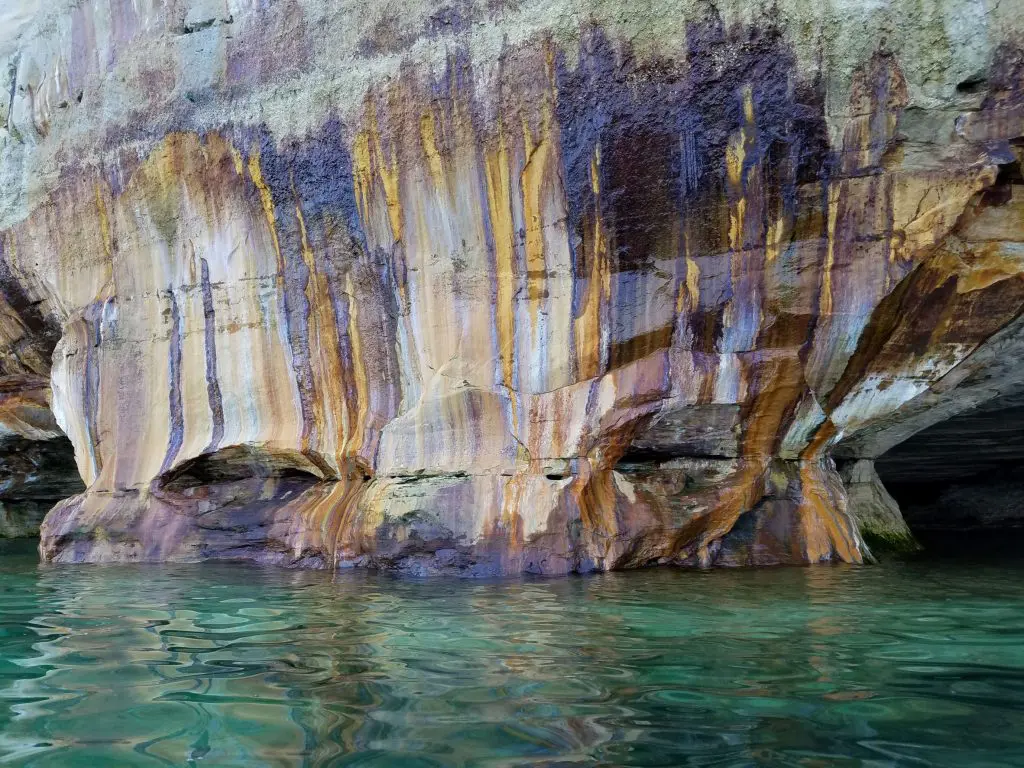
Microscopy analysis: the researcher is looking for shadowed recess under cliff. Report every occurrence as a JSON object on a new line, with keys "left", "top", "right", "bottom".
{"left": 2, "top": 0, "right": 1024, "bottom": 573}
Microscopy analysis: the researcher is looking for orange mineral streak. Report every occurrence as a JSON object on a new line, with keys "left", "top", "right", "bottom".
{"left": 94, "top": 182, "right": 113, "bottom": 260}
{"left": 954, "top": 244, "right": 1024, "bottom": 294}
{"left": 484, "top": 131, "right": 519, "bottom": 389}
{"left": 520, "top": 50, "right": 561, "bottom": 316}
{"left": 275, "top": 469, "right": 370, "bottom": 563}
{"left": 344, "top": 272, "right": 371, "bottom": 460}
{"left": 819, "top": 183, "right": 842, "bottom": 318}
{"left": 795, "top": 462, "right": 863, "bottom": 563}
{"left": 294, "top": 192, "right": 344, "bottom": 462}
{"left": 220, "top": 138, "right": 295, "bottom": 442}
{"left": 741, "top": 354, "right": 807, "bottom": 458}
{"left": 495, "top": 471, "right": 528, "bottom": 556}
{"left": 692, "top": 460, "right": 769, "bottom": 566}
{"left": 246, "top": 147, "right": 286, "bottom": 275}
{"left": 25, "top": 25, "right": 1019, "bottom": 575}
{"left": 125, "top": 132, "right": 307, "bottom": 463}
{"left": 419, "top": 110, "right": 449, "bottom": 192}
{"left": 765, "top": 209, "right": 787, "bottom": 265}
{"left": 683, "top": 338, "right": 862, "bottom": 562}
{"left": 726, "top": 86, "right": 756, "bottom": 253}
{"left": 324, "top": 470, "right": 372, "bottom": 563}
{"left": 574, "top": 143, "right": 611, "bottom": 380}
{"left": 683, "top": 227, "right": 700, "bottom": 314}
{"left": 352, "top": 106, "right": 403, "bottom": 246}
{"left": 521, "top": 126, "right": 552, "bottom": 309}
{"left": 335, "top": 475, "right": 385, "bottom": 563}
{"left": 800, "top": 418, "right": 839, "bottom": 461}
{"left": 572, "top": 464, "right": 619, "bottom": 544}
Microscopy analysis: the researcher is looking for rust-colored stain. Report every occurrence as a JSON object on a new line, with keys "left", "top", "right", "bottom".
{"left": 2, "top": 18, "right": 1023, "bottom": 574}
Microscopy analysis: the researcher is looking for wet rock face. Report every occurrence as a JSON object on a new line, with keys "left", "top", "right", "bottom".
{"left": 3, "top": 1, "right": 1024, "bottom": 573}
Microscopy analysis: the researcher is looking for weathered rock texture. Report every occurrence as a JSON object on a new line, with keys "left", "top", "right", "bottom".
{"left": 839, "top": 460, "right": 919, "bottom": 552}
{"left": 1, "top": 0, "right": 1023, "bottom": 572}
{"left": 0, "top": 235, "right": 85, "bottom": 535}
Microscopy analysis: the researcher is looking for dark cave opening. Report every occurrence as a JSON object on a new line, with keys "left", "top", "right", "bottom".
{"left": 955, "top": 75, "right": 988, "bottom": 95}
{"left": 876, "top": 390, "right": 1024, "bottom": 536}
{"left": 0, "top": 434, "right": 85, "bottom": 538}
{"left": 159, "top": 444, "right": 325, "bottom": 493}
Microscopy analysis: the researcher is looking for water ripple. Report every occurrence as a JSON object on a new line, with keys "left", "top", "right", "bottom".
{"left": 0, "top": 542, "right": 1022, "bottom": 765}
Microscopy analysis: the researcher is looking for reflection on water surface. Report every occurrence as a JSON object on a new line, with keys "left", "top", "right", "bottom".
{"left": 1, "top": 538, "right": 1024, "bottom": 766}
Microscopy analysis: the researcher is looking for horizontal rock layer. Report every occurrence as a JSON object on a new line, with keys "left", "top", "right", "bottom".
{"left": 1, "top": 0, "right": 1023, "bottom": 572}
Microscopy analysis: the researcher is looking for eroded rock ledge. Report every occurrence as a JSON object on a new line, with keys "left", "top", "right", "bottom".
{"left": 1, "top": 0, "right": 1024, "bottom": 573}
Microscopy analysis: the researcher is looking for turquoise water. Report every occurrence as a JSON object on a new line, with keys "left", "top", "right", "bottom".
{"left": 1, "top": 539, "right": 1024, "bottom": 766}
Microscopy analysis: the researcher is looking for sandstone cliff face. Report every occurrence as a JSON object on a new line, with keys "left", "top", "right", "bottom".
{"left": 1, "top": 0, "right": 1023, "bottom": 573}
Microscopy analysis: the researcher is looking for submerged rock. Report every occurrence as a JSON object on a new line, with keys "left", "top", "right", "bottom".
{"left": 0, "top": 0, "right": 1023, "bottom": 572}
